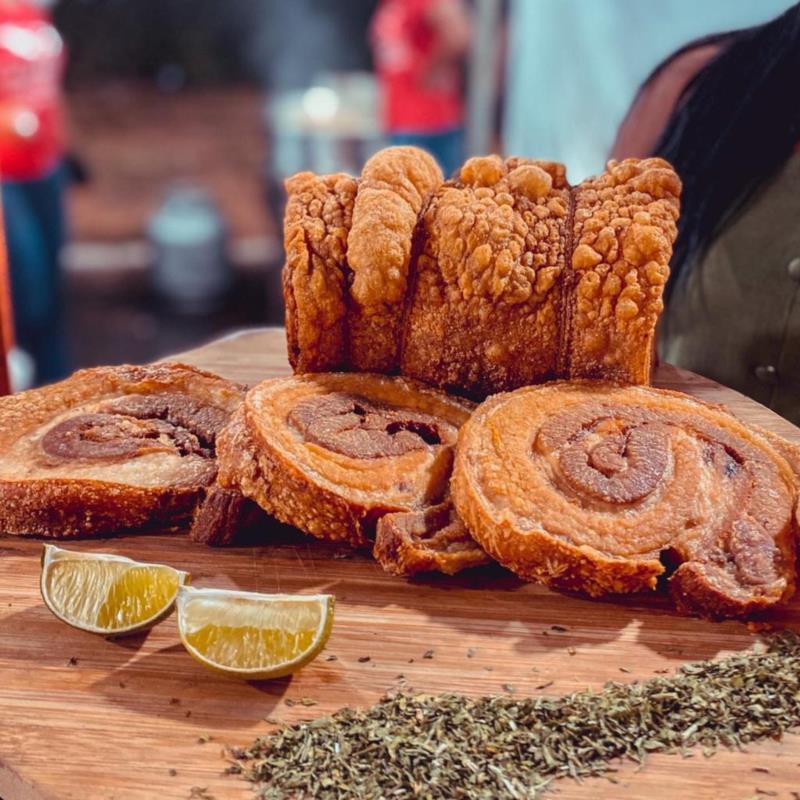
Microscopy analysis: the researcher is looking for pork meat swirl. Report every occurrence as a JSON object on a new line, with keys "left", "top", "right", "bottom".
{"left": 198, "top": 372, "right": 487, "bottom": 575}
{"left": 452, "top": 382, "right": 798, "bottom": 618}
{"left": 0, "top": 363, "right": 244, "bottom": 538}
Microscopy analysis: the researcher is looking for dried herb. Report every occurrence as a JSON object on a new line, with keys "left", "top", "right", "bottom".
{"left": 188, "top": 787, "right": 216, "bottom": 799}
{"left": 232, "top": 633, "right": 800, "bottom": 799}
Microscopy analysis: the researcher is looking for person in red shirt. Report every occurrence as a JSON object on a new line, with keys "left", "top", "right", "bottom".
{"left": 0, "top": 0, "right": 68, "bottom": 384}
{"left": 370, "top": 0, "right": 471, "bottom": 177}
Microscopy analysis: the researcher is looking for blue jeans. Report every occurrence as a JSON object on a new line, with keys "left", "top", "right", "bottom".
{"left": 2, "top": 165, "right": 69, "bottom": 384}
{"left": 389, "top": 128, "right": 465, "bottom": 179}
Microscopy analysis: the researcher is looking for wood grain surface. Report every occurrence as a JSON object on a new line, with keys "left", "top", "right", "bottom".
{"left": 1, "top": 327, "right": 799, "bottom": 800}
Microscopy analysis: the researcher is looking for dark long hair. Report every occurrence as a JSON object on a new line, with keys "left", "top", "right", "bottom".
{"left": 650, "top": 2, "right": 800, "bottom": 297}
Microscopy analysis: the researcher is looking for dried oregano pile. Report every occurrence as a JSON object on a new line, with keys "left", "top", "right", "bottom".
{"left": 230, "top": 633, "right": 800, "bottom": 799}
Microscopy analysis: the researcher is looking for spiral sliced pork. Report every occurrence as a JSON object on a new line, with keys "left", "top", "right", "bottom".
{"left": 452, "top": 381, "right": 798, "bottom": 618}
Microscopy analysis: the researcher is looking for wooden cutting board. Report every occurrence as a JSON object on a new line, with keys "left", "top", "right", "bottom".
{"left": 1, "top": 327, "right": 799, "bottom": 800}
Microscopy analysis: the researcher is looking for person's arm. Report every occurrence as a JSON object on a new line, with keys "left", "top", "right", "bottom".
{"left": 611, "top": 44, "right": 722, "bottom": 160}
{"left": 427, "top": 0, "right": 472, "bottom": 59}
{"left": 421, "top": 0, "right": 472, "bottom": 87}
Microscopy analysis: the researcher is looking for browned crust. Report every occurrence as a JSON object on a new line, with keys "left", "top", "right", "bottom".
{"left": 401, "top": 156, "right": 570, "bottom": 397}
{"left": 282, "top": 171, "right": 357, "bottom": 372}
{"left": 668, "top": 559, "right": 795, "bottom": 619}
{"left": 452, "top": 381, "right": 797, "bottom": 618}
{"left": 0, "top": 363, "right": 244, "bottom": 538}
{"left": 0, "top": 478, "right": 201, "bottom": 538}
{"left": 282, "top": 152, "right": 681, "bottom": 398}
{"left": 346, "top": 147, "right": 443, "bottom": 373}
{"left": 189, "top": 484, "right": 264, "bottom": 547}
{"left": 565, "top": 158, "right": 681, "bottom": 383}
{"left": 373, "top": 501, "right": 490, "bottom": 576}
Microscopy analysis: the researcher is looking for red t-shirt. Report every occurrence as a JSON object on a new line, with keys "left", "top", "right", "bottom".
{"left": 0, "top": 1, "right": 65, "bottom": 180}
{"left": 370, "top": 0, "right": 464, "bottom": 133}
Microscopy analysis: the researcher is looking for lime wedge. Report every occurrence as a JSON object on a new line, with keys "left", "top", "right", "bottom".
{"left": 176, "top": 586, "right": 334, "bottom": 679}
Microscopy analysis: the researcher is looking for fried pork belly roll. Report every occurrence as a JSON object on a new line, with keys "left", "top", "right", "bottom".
{"left": 282, "top": 150, "right": 682, "bottom": 397}
{"left": 564, "top": 159, "right": 681, "bottom": 383}
{"left": 189, "top": 485, "right": 264, "bottom": 547}
{"left": 346, "top": 147, "right": 443, "bottom": 372}
{"left": 0, "top": 364, "right": 245, "bottom": 538}
{"left": 212, "top": 374, "right": 478, "bottom": 564}
{"left": 401, "top": 156, "right": 570, "bottom": 397}
{"left": 452, "top": 382, "right": 798, "bottom": 618}
{"left": 752, "top": 424, "right": 800, "bottom": 481}
{"left": 373, "top": 500, "right": 490, "bottom": 576}
{"left": 283, "top": 171, "right": 357, "bottom": 372}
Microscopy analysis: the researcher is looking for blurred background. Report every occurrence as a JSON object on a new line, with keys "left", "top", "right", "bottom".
{"left": 1, "top": 0, "right": 795, "bottom": 395}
